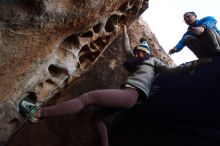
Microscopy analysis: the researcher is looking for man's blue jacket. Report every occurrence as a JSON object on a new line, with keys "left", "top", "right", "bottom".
{"left": 175, "top": 16, "right": 220, "bottom": 51}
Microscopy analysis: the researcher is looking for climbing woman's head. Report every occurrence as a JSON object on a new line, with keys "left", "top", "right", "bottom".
{"left": 133, "top": 40, "right": 151, "bottom": 58}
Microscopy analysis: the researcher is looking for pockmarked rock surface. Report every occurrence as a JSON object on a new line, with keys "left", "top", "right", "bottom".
{"left": 0, "top": 0, "right": 174, "bottom": 144}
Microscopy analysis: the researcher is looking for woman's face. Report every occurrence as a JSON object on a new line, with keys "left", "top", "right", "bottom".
{"left": 134, "top": 50, "right": 147, "bottom": 58}
{"left": 184, "top": 13, "right": 197, "bottom": 25}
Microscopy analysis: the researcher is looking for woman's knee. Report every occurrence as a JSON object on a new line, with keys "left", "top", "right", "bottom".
{"left": 79, "top": 90, "right": 108, "bottom": 106}
{"left": 79, "top": 92, "right": 90, "bottom": 106}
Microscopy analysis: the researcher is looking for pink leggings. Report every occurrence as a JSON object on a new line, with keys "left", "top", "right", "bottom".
{"left": 42, "top": 88, "right": 139, "bottom": 117}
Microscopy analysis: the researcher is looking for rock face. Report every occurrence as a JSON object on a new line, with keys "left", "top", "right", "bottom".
{"left": 125, "top": 18, "right": 174, "bottom": 65}
{"left": 0, "top": 0, "right": 174, "bottom": 144}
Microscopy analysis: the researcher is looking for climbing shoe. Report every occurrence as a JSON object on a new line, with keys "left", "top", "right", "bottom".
{"left": 19, "top": 99, "right": 40, "bottom": 123}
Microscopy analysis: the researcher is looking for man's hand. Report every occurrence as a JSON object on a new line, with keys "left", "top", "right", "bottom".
{"left": 191, "top": 26, "right": 205, "bottom": 35}
{"left": 168, "top": 47, "right": 177, "bottom": 55}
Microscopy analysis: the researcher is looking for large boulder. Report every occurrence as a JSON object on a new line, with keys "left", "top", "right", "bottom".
{"left": 0, "top": 0, "right": 173, "bottom": 144}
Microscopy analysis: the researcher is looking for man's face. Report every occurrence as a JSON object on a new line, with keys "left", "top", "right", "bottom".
{"left": 184, "top": 13, "right": 197, "bottom": 25}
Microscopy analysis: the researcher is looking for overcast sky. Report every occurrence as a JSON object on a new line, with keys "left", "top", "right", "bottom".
{"left": 142, "top": 0, "right": 220, "bottom": 65}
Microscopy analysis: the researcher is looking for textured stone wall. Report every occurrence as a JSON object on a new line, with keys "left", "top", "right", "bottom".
{"left": 0, "top": 0, "right": 148, "bottom": 102}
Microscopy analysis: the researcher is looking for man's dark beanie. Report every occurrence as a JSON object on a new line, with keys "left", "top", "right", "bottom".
{"left": 184, "top": 11, "right": 197, "bottom": 17}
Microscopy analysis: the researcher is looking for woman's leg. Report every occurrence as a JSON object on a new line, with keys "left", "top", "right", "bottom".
{"left": 37, "top": 88, "right": 139, "bottom": 118}
{"left": 94, "top": 119, "right": 109, "bottom": 146}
